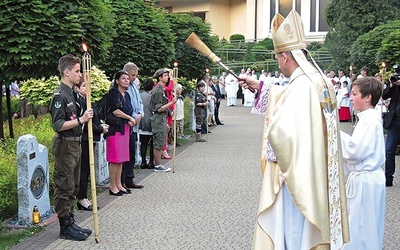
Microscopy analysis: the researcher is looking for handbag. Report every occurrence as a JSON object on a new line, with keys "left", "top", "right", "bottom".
{"left": 104, "top": 88, "right": 123, "bottom": 126}
{"left": 105, "top": 112, "right": 122, "bottom": 126}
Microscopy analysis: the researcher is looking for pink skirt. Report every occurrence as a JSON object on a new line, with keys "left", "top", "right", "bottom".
{"left": 106, "top": 124, "right": 130, "bottom": 163}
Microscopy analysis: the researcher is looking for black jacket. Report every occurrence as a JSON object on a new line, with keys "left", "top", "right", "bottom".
{"left": 382, "top": 83, "right": 400, "bottom": 128}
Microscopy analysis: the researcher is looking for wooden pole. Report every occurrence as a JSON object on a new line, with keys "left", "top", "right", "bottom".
{"left": 82, "top": 44, "right": 100, "bottom": 243}
{"left": 172, "top": 63, "right": 178, "bottom": 173}
{"left": 205, "top": 71, "right": 209, "bottom": 142}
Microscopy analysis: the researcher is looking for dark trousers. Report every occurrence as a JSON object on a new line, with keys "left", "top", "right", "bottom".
{"left": 122, "top": 131, "right": 137, "bottom": 185}
{"left": 201, "top": 111, "right": 207, "bottom": 134}
{"left": 385, "top": 118, "right": 400, "bottom": 182}
{"left": 140, "top": 134, "right": 154, "bottom": 165}
{"left": 214, "top": 101, "right": 221, "bottom": 124}
{"left": 77, "top": 141, "right": 96, "bottom": 200}
{"left": 52, "top": 137, "right": 81, "bottom": 218}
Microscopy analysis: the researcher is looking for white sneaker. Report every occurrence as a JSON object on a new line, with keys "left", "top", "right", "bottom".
{"left": 154, "top": 165, "right": 171, "bottom": 172}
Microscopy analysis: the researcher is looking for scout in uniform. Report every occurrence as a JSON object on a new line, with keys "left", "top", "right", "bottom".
{"left": 150, "top": 68, "right": 176, "bottom": 172}
{"left": 194, "top": 81, "right": 208, "bottom": 142}
{"left": 50, "top": 54, "right": 93, "bottom": 241}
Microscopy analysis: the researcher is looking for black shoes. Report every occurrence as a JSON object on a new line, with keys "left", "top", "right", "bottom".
{"left": 77, "top": 202, "right": 93, "bottom": 211}
{"left": 119, "top": 188, "right": 132, "bottom": 194}
{"left": 124, "top": 182, "right": 144, "bottom": 189}
{"left": 141, "top": 163, "right": 155, "bottom": 169}
{"left": 217, "top": 122, "right": 224, "bottom": 125}
{"left": 109, "top": 190, "right": 123, "bottom": 196}
{"left": 69, "top": 214, "right": 92, "bottom": 236}
{"left": 59, "top": 215, "right": 90, "bottom": 241}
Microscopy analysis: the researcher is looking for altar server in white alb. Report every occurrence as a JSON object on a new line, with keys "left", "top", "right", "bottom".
{"left": 225, "top": 71, "right": 239, "bottom": 106}
{"left": 239, "top": 10, "right": 349, "bottom": 249}
{"left": 340, "top": 77, "right": 386, "bottom": 250}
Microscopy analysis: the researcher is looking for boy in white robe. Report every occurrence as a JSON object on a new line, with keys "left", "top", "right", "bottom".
{"left": 340, "top": 77, "right": 386, "bottom": 249}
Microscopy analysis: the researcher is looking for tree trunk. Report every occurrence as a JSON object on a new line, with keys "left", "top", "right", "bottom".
{"left": 20, "top": 98, "right": 34, "bottom": 118}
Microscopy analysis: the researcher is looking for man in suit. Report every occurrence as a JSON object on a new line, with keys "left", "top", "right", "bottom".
{"left": 211, "top": 76, "right": 224, "bottom": 125}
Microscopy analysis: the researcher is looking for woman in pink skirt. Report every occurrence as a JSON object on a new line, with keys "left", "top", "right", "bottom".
{"left": 106, "top": 70, "right": 137, "bottom": 196}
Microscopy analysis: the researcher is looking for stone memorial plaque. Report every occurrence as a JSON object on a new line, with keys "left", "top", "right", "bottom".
{"left": 94, "top": 137, "right": 109, "bottom": 186}
{"left": 17, "top": 134, "right": 50, "bottom": 225}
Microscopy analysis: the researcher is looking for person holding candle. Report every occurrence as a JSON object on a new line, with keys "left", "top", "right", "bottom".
{"left": 50, "top": 54, "right": 94, "bottom": 241}
{"left": 75, "top": 77, "right": 109, "bottom": 211}
{"left": 106, "top": 70, "right": 137, "bottom": 195}
{"left": 194, "top": 81, "right": 208, "bottom": 142}
{"left": 161, "top": 71, "right": 175, "bottom": 159}
{"left": 151, "top": 68, "right": 176, "bottom": 172}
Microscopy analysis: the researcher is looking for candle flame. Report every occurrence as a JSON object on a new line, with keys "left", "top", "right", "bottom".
{"left": 349, "top": 66, "right": 352, "bottom": 71}
{"left": 82, "top": 43, "right": 87, "bottom": 52}
{"left": 382, "top": 62, "right": 386, "bottom": 68}
{"left": 174, "top": 62, "right": 178, "bottom": 67}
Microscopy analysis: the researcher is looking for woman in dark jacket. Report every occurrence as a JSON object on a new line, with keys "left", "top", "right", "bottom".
{"left": 75, "top": 78, "right": 109, "bottom": 210}
{"left": 106, "top": 70, "right": 137, "bottom": 196}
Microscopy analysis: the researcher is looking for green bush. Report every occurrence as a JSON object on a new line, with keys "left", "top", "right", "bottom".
{"left": 1, "top": 97, "right": 20, "bottom": 122}
{"left": 177, "top": 77, "right": 196, "bottom": 96}
{"left": 230, "top": 34, "right": 245, "bottom": 42}
{"left": 0, "top": 114, "right": 54, "bottom": 222}
{"left": 20, "top": 66, "right": 110, "bottom": 108}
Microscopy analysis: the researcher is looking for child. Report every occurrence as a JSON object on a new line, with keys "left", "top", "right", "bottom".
{"left": 340, "top": 77, "right": 385, "bottom": 249}
{"left": 337, "top": 81, "right": 351, "bottom": 121}
{"left": 175, "top": 84, "right": 185, "bottom": 138}
{"left": 194, "top": 81, "right": 208, "bottom": 142}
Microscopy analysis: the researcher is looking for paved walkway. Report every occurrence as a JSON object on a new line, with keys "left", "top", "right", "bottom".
{"left": 12, "top": 99, "right": 400, "bottom": 249}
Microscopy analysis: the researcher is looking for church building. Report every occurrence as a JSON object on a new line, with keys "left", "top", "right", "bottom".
{"left": 158, "top": 0, "right": 329, "bottom": 42}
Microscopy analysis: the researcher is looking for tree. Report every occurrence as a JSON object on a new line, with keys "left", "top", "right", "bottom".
{"left": 324, "top": 0, "right": 399, "bottom": 70}
{"left": 377, "top": 30, "right": 400, "bottom": 73}
{"left": 166, "top": 12, "right": 216, "bottom": 80}
{"left": 100, "top": 0, "right": 174, "bottom": 78}
{"left": 0, "top": 0, "right": 115, "bottom": 81}
{"left": 350, "top": 20, "right": 400, "bottom": 74}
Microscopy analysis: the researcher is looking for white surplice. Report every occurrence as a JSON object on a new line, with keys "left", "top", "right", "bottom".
{"left": 225, "top": 73, "right": 238, "bottom": 106}
{"left": 340, "top": 108, "right": 386, "bottom": 250}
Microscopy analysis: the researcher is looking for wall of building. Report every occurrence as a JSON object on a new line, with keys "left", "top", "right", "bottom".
{"left": 207, "top": 0, "right": 232, "bottom": 40}
{"left": 229, "top": 0, "right": 247, "bottom": 39}
{"left": 158, "top": 0, "right": 328, "bottom": 42}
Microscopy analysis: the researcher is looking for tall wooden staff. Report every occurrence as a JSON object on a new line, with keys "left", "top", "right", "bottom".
{"left": 82, "top": 43, "right": 100, "bottom": 243}
{"left": 205, "top": 68, "right": 210, "bottom": 141}
{"left": 349, "top": 65, "right": 355, "bottom": 127}
{"left": 172, "top": 62, "right": 178, "bottom": 173}
{"left": 382, "top": 62, "right": 386, "bottom": 114}
{"left": 185, "top": 32, "right": 255, "bottom": 93}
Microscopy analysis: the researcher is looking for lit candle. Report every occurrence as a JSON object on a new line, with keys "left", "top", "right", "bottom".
{"left": 349, "top": 66, "right": 353, "bottom": 75}
{"left": 173, "top": 61, "right": 178, "bottom": 79}
{"left": 382, "top": 62, "right": 386, "bottom": 84}
{"left": 32, "top": 205, "right": 40, "bottom": 224}
{"left": 82, "top": 43, "right": 92, "bottom": 87}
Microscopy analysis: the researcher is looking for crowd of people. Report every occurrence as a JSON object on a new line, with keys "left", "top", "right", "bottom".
{"left": 239, "top": 10, "right": 387, "bottom": 249}
{"left": 49, "top": 55, "right": 231, "bottom": 241}
{"left": 47, "top": 10, "right": 394, "bottom": 248}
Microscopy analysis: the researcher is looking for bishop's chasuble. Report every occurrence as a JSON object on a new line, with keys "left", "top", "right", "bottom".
{"left": 252, "top": 67, "right": 349, "bottom": 249}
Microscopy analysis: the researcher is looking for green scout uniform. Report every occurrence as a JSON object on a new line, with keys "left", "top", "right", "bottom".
{"left": 194, "top": 90, "right": 207, "bottom": 129}
{"left": 50, "top": 82, "right": 83, "bottom": 219}
{"left": 150, "top": 84, "right": 168, "bottom": 150}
